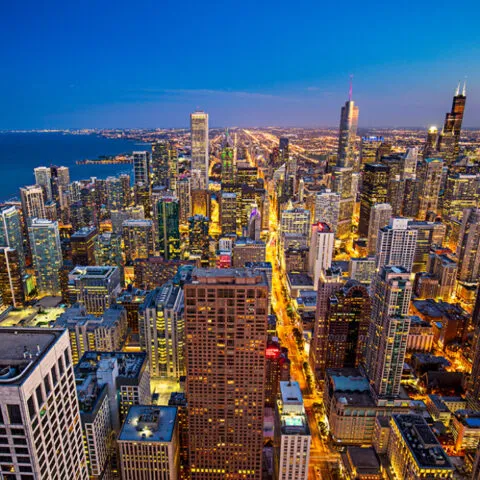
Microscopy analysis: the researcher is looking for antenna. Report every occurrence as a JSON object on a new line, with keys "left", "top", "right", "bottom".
{"left": 349, "top": 74, "right": 354, "bottom": 101}
{"left": 462, "top": 77, "right": 467, "bottom": 96}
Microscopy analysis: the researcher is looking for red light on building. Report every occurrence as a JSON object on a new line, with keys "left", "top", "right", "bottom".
{"left": 266, "top": 347, "right": 281, "bottom": 359}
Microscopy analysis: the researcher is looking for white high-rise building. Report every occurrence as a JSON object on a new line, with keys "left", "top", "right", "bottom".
{"left": 308, "top": 222, "right": 335, "bottom": 290}
{"left": 20, "top": 185, "right": 46, "bottom": 220}
{"left": 280, "top": 207, "right": 311, "bottom": 237}
{"left": 367, "top": 203, "right": 393, "bottom": 255}
{"left": 0, "top": 327, "right": 88, "bottom": 479}
{"left": 140, "top": 283, "right": 185, "bottom": 380}
{"left": 190, "top": 111, "right": 209, "bottom": 189}
{"left": 34, "top": 166, "right": 53, "bottom": 201}
{"left": 314, "top": 189, "right": 340, "bottom": 231}
{"left": 376, "top": 217, "right": 417, "bottom": 272}
{"left": 274, "top": 381, "right": 311, "bottom": 480}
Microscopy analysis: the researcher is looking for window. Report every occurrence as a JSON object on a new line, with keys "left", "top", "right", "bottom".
{"left": 64, "top": 349, "right": 71, "bottom": 368}
{"left": 51, "top": 366, "right": 58, "bottom": 386}
{"left": 35, "top": 386, "right": 43, "bottom": 407}
{"left": 7, "top": 405, "right": 22, "bottom": 425}
{"left": 44, "top": 376, "right": 51, "bottom": 397}
{"left": 27, "top": 397, "right": 35, "bottom": 419}
{"left": 58, "top": 357, "right": 65, "bottom": 375}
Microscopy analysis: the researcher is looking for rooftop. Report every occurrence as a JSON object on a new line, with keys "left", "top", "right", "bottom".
{"left": 119, "top": 406, "right": 177, "bottom": 443}
{"left": 392, "top": 414, "right": 453, "bottom": 470}
{"left": 0, "top": 328, "right": 65, "bottom": 385}
{"left": 69, "top": 265, "right": 118, "bottom": 280}
{"left": 189, "top": 268, "right": 268, "bottom": 286}
{"left": 344, "top": 447, "right": 381, "bottom": 473}
{"left": 287, "top": 273, "right": 314, "bottom": 287}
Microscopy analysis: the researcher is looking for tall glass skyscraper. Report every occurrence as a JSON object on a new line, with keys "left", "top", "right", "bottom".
{"left": 28, "top": 218, "right": 63, "bottom": 295}
{"left": 0, "top": 205, "right": 26, "bottom": 271}
{"left": 190, "top": 111, "right": 209, "bottom": 189}
{"left": 157, "top": 196, "right": 180, "bottom": 260}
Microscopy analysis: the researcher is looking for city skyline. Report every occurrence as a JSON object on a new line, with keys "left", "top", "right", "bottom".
{"left": 1, "top": 1, "right": 480, "bottom": 129}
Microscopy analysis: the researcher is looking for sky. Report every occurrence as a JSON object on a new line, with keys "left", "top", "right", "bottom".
{"left": 1, "top": 0, "right": 479, "bottom": 129}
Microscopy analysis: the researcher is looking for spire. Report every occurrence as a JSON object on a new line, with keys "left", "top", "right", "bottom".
{"left": 349, "top": 74, "right": 353, "bottom": 101}
{"left": 455, "top": 82, "right": 460, "bottom": 96}
{"left": 462, "top": 79, "right": 467, "bottom": 96}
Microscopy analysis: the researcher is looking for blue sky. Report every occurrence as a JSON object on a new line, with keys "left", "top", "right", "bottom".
{"left": 1, "top": 0, "right": 479, "bottom": 129}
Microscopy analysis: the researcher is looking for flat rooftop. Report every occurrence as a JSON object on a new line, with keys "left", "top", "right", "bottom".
{"left": 119, "top": 406, "right": 177, "bottom": 443}
{"left": 287, "top": 273, "right": 314, "bottom": 287}
{"left": 280, "top": 381, "right": 302, "bottom": 405}
{"left": 189, "top": 268, "right": 268, "bottom": 286}
{"left": 0, "top": 328, "right": 65, "bottom": 385}
{"left": 344, "top": 447, "right": 381, "bottom": 473}
{"left": 392, "top": 414, "right": 453, "bottom": 471}
{"left": 69, "top": 265, "right": 118, "bottom": 279}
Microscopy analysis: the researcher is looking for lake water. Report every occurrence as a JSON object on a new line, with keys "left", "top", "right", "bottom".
{"left": 0, "top": 132, "right": 150, "bottom": 201}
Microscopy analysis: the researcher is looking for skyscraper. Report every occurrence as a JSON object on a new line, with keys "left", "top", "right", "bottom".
{"left": 366, "top": 266, "right": 412, "bottom": 397}
{"left": 188, "top": 215, "right": 210, "bottom": 267}
{"left": 360, "top": 135, "right": 384, "bottom": 166}
{"left": 376, "top": 218, "right": 418, "bottom": 272}
{"left": 359, "top": 163, "right": 390, "bottom": 237}
{"left": 71, "top": 226, "right": 98, "bottom": 266}
{"left": 443, "top": 173, "right": 478, "bottom": 221}
{"left": 314, "top": 189, "right": 340, "bottom": 232}
{"left": 220, "top": 129, "right": 236, "bottom": 185}
{"left": 190, "top": 111, "right": 209, "bottom": 189}
{"left": 157, "top": 196, "right": 181, "bottom": 260}
{"left": 456, "top": 208, "right": 480, "bottom": 286}
{"left": 423, "top": 126, "right": 438, "bottom": 158}
{"left": 308, "top": 222, "right": 335, "bottom": 289}
{"left": 0, "top": 205, "right": 26, "bottom": 271}
{"left": 28, "top": 218, "right": 63, "bottom": 295}
{"left": 337, "top": 84, "right": 359, "bottom": 169}
{"left": 0, "top": 328, "right": 88, "bottom": 479}
{"left": 220, "top": 192, "right": 237, "bottom": 235}
{"left": 151, "top": 141, "right": 170, "bottom": 187}
{"left": 0, "top": 246, "right": 24, "bottom": 307}
{"left": 367, "top": 203, "right": 392, "bottom": 256}
{"left": 34, "top": 166, "right": 53, "bottom": 201}
{"left": 416, "top": 157, "right": 444, "bottom": 220}
{"left": 185, "top": 268, "right": 268, "bottom": 479}
{"left": 122, "top": 219, "right": 156, "bottom": 262}
{"left": 20, "top": 184, "right": 46, "bottom": 220}
{"left": 274, "top": 381, "right": 311, "bottom": 480}
{"left": 437, "top": 83, "right": 467, "bottom": 164}
{"left": 280, "top": 207, "right": 311, "bottom": 237}
{"left": 177, "top": 176, "right": 192, "bottom": 225}
{"left": 133, "top": 151, "right": 151, "bottom": 186}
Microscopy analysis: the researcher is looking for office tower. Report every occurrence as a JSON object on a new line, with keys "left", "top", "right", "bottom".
{"left": 349, "top": 257, "right": 377, "bottom": 285}
{"left": 134, "top": 258, "right": 191, "bottom": 291}
{"left": 0, "top": 247, "right": 24, "bottom": 307}
{"left": 403, "top": 147, "right": 418, "bottom": 179}
{"left": 185, "top": 269, "right": 268, "bottom": 479}
{"left": 359, "top": 163, "right": 390, "bottom": 237}
{"left": 387, "top": 415, "right": 453, "bottom": 479}
{"left": 122, "top": 219, "right": 156, "bottom": 262}
{"left": 28, "top": 218, "right": 63, "bottom": 295}
{"left": 0, "top": 205, "right": 26, "bottom": 271}
{"left": 221, "top": 129, "right": 236, "bottom": 185}
{"left": 157, "top": 196, "right": 180, "bottom": 260}
{"left": 110, "top": 205, "right": 145, "bottom": 233}
{"left": 191, "top": 189, "right": 211, "bottom": 217}
{"left": 408, "top": 220, "right": 446, "bottom": 273}
{"left": 34, "top": 166, "right": 53, "bottom": 201}
{"left": 324, "top": 280, "right": 371, "bottom": 371}
{"left": 360, "top": 135, "right": 384, "bottom": 165}
{"left": 190, "top": 111, "right": 209, "bottom": 188}
{"left": 135, "top": 183, "right": 152, "bottom": 219}
{"left": 337, "top": 85, "right": 359, "bottom": 169}
{"left": 248, "top": 205, "right": 262, "bottom": 241}
{"left": 426, "top": 249, "right": 457, "bottom": 300}
{"left": 188, "top": 215, "right": 210, "bottom": 267}
{"left": 118, "top": 406, "right": 179, "bottom": 480}
{"left": 424, "top": 126, "right": 438, "bottom": 158}
{"left": 443, "top": 173, "right": 478, "bottom": 220}
{"left": 437, "top": 83, "right": 467, "bottom": 164}
{"left": 309, "top": 267, "right": 345, "bottom": 379}
{"left": 456, "top": 208, "right": 480, "bottom": 286}
{"left": 94, "top": 232, "right": 123, "bottom": 267}
{"left": 68, "top": 266, "right": 121, "bottom": 315}
{"left": 376, "top": 218, "right": 418, "bottom": 272}
{"left": 416, "top": 157, "right": 444, "bottom": 219}
{"left": 308, "top": 222, "right": 334, "bottom": 288}
{"left": 71, "top": 226, "right": 97, "bottom": 266}
{"left": 314, "top": 189, "right": 340, "bottom": 232}
{"left": 274, "top": 381, "right": 311, "bottom": 480}
{"left": 332, "top": 165, "right": 355, "bottom": 238}
{"left": 44, "top": 200, "right": 57, "bottom": 221}
{"left": 280, "top": 207, "right": 311, "bottom": 237}
{"left": 0, "top": 328, "right": 88, "bottom": 479}
{"left": 220, "top": 192, "right": 237, "bottom": 235}
{"left": 106, "top": 175, "right": 128, "bottom": 211}
{"left": 140, "top": 283, "right": 185, "bottom": 380}
{"left": 367, "top": 203, "right": 392, "bottom": 255}
{"left": 265, "top": 340, "right": 290, "bottom": 407}
{"left": 366, "top": 266, "right": 412, "bottom": 397}
{"left": 279, "top": 137, "right": 289, "bottom": 165}
{"left": 232, "top": 238, "right": 266, "bottom": 267}
{"left": 50, "top": 165, "right": 70, "bottom": 207}
{"left": 20, "top": 184, "right": 46, "bottom": 219}
{"left": 168, "top": 392, "right": 189, "bottom": 480}
{"left": 177, "top": 176, "right": 192, "bottom": 224}
{"left": 152, "top": 141, "right": 170, "bottom": 187}
{"left": 133, "top": 151, "right": 151, "bottom": 186}
{"left": 75, "top": 351, "right": 151, "bottom": 428}
{"left": 55, "top": 305, "right": 127, "bottom": 363}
